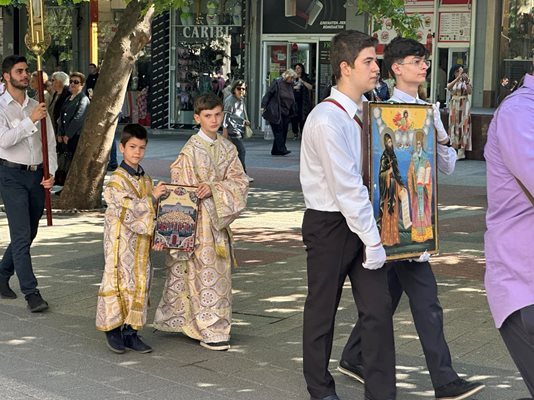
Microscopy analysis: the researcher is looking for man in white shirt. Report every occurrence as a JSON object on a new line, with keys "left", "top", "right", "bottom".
{"left": 337, "top": 38, "right": 484, "bottom": 400}
{"left": 300, "top": 30, "right": 395, "bottom": 400}
{"left": 0, "top": 55, "right": 57, "bottom": 312}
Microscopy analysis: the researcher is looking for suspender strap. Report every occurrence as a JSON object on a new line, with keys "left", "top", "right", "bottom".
{"left": 323, "top": 98, "right": 364, "bottom": 129}
{"left": 322, "top": 97, "right": 369, "bottom": 189}
{"left": 516, "top": 177, "right": 534, "bottom": 207}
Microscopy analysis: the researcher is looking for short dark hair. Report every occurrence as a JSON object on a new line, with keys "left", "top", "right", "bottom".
{"left": 120, "top": 123, "right": 148, "bottom": 146}
{"left": 330, "top": 30, "right": 377, "bottom": 80}
{"left": 89, "top": 63, "right": 97, "bottom": 68}
{"left": 384, "top": 37, "right": 428, "bottom": 79}
{"left": 194, "top": 93, "right": 223, "bottom": 115}
{"left": 2, "top": 55, "right": 27, "bottom": 75}
{"left": 69, "top": 71, "right": 86, "bottom": 85}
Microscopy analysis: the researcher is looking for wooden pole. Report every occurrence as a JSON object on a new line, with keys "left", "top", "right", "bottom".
{"left": 36, "top": 58, "right": 53, "bottom": 226}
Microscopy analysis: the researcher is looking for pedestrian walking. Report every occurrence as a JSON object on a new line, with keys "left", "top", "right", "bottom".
{"left": 300, "top": 30, "right": 395, "bottom": 400}
{"left": 153, "top": 93, "right": 248, "bottom": 351}
{"left": 261, "top": 69, "right": 296, "bottom": 156}
{"left": 338, "top": 37, "right": 484, "bottom": 400}
{"left": 96, "top": 123, "right": 167, "bottom": 354}
{"left": 0, "top": 55, "right": 57, "bottom": 312}
{"left": 485, "top": 71, "right": 534, "bottom": 398}
{"left": 222, "top": 79, "right": 254, "bottom": 182}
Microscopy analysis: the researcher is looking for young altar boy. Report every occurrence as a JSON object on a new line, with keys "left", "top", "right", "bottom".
{"left": 153, "top": 93, "right": 249, "bottom": 351}
{"left": 96, "top": 123, "right": 167, "bottom": 354}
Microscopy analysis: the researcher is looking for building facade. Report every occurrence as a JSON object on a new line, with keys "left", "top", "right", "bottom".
{"left": 1, "top": 0, "right": 532, "bottom": 150}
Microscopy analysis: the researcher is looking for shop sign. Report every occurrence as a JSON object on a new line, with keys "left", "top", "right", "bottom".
{"left": 180, "top": 25, "right": 232, "bottom": 39}
{"left": 263, "top": 0, "right": 346, "bottom": 34}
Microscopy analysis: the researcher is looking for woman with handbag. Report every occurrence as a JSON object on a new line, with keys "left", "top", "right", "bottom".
{"left": 222, "top": 80, "right": 254, "bottom": 183}
{"left": 261, "top": 69, "right": 297, "bottom": 156}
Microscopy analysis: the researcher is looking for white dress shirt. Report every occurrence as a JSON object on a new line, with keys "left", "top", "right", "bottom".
{"left": 300, "top": 87, "right": 380, "bottom": 247}
{"left": 389, "top": 88, "right": 456, "bottom": 175}
{"left": 0, "top": 91, "right": 58, "bottom": 174}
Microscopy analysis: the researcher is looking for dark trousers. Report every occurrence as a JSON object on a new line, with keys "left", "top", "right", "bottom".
{"left": 229, "top": 136, "right": 246, "bottom": 172}
{"left": 499, "top": 304, "right": 534, "bottom": 397}
{"left": 0, "top": 165, "right": 45, "bottom": 295}
{"left": 270, "top": 115, "right": 290, "bottom": 155}
{"left": 291, "top": 115, "right": 305, "bottom": 136}
{"left": 302, "top": 209, "right": 396, "bottom": 400}
{"left": 342, "top": 260, "right": 458, "bottom": 389}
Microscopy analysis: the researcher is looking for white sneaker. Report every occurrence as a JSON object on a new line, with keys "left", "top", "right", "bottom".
{"left": 246, "top": 174, "right": 254, "bottom": 183}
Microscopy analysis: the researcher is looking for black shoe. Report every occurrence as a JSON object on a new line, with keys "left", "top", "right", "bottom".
{"left": 435, "top": 378, "right": 485, "bottom": 400}
{"left": 337, "top": 359, "right": 365, "bottom": 384}
{"left": 310, "top": 395, "right": 340, "bottom": 400}
{"left": 25, "top": 292, "right": 48, "bottom": 312}
{"left": 281, "top": 150, "right": 292, "bottom": 155}
{"left": 0, "top": 279, "right": 17, "bottom": 299}
{"left": 200, "top": 341, "right": 230, "bottom": 351}
{"left": 105, "top": 327, "right": 125, "bottom": 354}
{"left": 123, "top": 327, "right": 153, "bottom": 353}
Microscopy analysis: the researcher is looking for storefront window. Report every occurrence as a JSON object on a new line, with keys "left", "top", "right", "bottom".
{"left": 498, "top": 0, "right": 533, "bottom": 104}
{"left": 171, "top": 0, "right": 246, "bottom": 127}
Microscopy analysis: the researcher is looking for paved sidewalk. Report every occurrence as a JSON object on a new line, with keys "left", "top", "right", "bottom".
{"left": 0, "top": 135, "right": 529, "bottom": 400}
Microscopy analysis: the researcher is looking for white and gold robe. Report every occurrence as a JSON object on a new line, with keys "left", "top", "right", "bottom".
{"left": 153, "top": 133, "right": 248, "bottom": 343}
{"left": 96, "top": 168, "right": 155, "bottom": 331}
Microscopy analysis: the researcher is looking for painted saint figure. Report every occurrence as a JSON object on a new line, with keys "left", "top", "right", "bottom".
{"left": 407, "top": 130, "right": 433, "bottom": 242}
{"left": 378, "top": 131, "right": 405, "bottom": 246}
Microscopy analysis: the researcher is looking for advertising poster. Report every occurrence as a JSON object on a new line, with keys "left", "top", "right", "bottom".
{"left": 263, "top": 0, "right": 346, "bottom": 34}
{"left": 372, "top": 12, "right": 435, "bottom": 56}
{"left": 438, "top": 12, "right": 471, "bottom": 42}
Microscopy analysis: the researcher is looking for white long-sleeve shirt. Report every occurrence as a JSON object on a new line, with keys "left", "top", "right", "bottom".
{"left": 300, "top": 87, "right": 380, "bottom": 246}
{"left": 0, "top": 91, "right": 57, "bottom": 174}
{"left": 389, "top": 88, "right": 456, "bottom": 175}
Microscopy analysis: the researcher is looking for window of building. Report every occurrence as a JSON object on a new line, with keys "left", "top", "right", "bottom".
{"left": 498, "top": 0, "right": 533, "bottom": 105}
{"left": 170, "top": 0, "right": 246, "bottom": 127}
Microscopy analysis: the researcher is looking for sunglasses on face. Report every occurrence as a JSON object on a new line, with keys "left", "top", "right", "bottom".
{"left": 70, "top": 80, "right": 81, "bottom": 85}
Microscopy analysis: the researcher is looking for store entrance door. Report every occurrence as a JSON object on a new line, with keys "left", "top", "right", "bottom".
{"left": 262, "top": 41, "right": 317, "bottom": 97}
{"left": 261, "top": 41, "right": 318, "bottom": 131}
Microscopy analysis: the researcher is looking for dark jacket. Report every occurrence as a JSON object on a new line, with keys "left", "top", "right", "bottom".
{"left": 51, "top": 87, "right": 71, "bottom": 131}
{"left": 57, "top": 92, "right": 90, "bottom": 138}
{"left": 261, "top": 78, "right": 295, "bottom": 124}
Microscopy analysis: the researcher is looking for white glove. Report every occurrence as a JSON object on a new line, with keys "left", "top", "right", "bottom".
{"left": 363, "top": 244, "right": 387, "bottom": 270}
{"left": 432, "top": 102, "right": 449, "bottom": 143}
{"left": 413, "top": 250, "right": 431, "bottom": 263}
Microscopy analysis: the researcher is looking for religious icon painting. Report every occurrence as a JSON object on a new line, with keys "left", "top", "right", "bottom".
{"left": 154, "top": 184, "right": 199, "bottom": 251}
{"left": 363, "top": 102, "right": 439, "bottom": 261}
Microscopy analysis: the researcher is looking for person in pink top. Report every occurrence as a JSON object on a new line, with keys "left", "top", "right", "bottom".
{"left": 484, "top": 71, "right": 534, "bottom": 398}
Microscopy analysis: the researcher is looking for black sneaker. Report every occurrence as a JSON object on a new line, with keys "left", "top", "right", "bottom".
{"left": 0, "top": 279, "right": 17, "bottom": 299}
{"left": 105, "top": 327, "right": 125, "bottom": 354}
{"left": 200, "top": 341, "right": 230, "bottom": 351}
{"left": 25, "top": 292, "right": 48, "bottom": 312}
{"left": 435, "top": 378, "right": 485, "bottom": 400}
{"left": 337, "top": 359, "right": 365, "bottom": 384}
{"left": 123, "top": 328, "right": 153, "bottom": 353}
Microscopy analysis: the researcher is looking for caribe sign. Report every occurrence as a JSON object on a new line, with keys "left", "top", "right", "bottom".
{"left": 181, "top": 25, "right": 233, "bottom": 39}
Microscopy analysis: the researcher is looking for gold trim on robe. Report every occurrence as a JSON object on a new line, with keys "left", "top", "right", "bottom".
{"left": 96, "top": 167, "right": 155, "bottom": 332}
{"left": 153, "top": 134, "right": 248, "bottom": 343}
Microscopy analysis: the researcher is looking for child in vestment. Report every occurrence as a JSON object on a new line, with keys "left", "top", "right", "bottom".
{"left": 153, "top": 93, "right": 248, "bottom": 351}
{"left": 96, "top": 124, "right": 167, "bottom": 353}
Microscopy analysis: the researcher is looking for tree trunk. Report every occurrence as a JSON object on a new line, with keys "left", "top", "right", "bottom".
{"left": 57, "top": 0, "right": 154, "bottom": 210}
